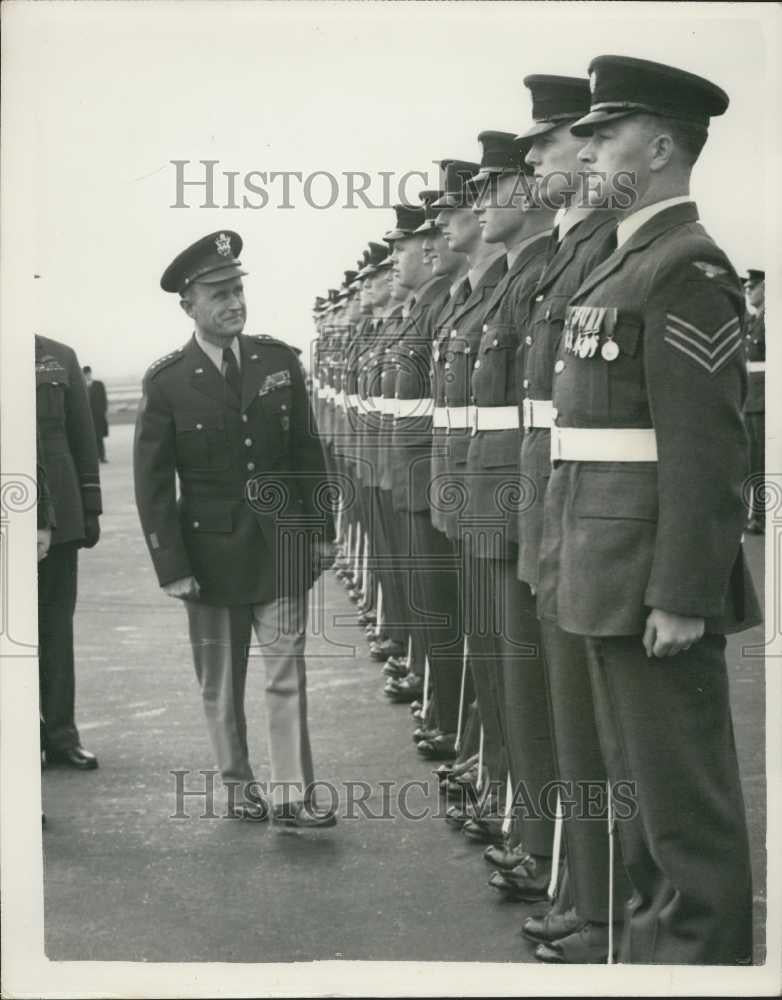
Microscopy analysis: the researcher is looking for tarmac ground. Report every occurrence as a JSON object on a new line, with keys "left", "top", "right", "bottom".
{"left": 42, "top": 423, "right": 767, "bottom": 964}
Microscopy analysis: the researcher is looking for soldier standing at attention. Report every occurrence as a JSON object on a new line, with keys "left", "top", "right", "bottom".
{"left": 742, "top": 268, "right": 765, "bottom": 533}
{"left": 36, "top": 334, "right": 102, "bottom": 770}
{"left": 133, "top": 231, "right": 337, "bottom": 828}
{"left": 513, "top": 75, "right": 629, "bottom": 963}
{"left": 431, "top": 160, "right": 508, "bottom": 832}
{"left": 465, "top": 130, "right": 557, "bottom": 895}
{"left": 537, "top": 56, "right": 760, "bottom": 963}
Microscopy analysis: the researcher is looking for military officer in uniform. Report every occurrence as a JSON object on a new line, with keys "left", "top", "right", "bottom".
{"left": 431, "top": 160, "right": 508, "bottom": 826}
{"left": 465, "top": 130, "right": 557, "bottom": 892}
{"left": 513, "top": 75, "right": 629, "bottom": 962}
{"left": 36, "top": 334, "right": 102, "bottom": 770}
{"left": 742, "top": 268, "right": 765, "bottom": 533}
{"left": 134, "top": 231, "right": 336, "bottom": 828}
{"left": 537, "top": 56, "right": 760, "bottom": 963}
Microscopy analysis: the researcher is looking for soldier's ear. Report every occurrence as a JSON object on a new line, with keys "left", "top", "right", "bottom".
{"left": 648, "top": 132, "right": 676, "bottom": 173}
{"left": 179, "top": 295, "right": 194, "bottom": 319}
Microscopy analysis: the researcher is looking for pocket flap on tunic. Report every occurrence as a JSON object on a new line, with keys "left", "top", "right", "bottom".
{"left": 574, "top": 466, "right": 658, "bottom": 521}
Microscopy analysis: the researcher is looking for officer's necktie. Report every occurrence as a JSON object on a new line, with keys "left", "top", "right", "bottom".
{"left": 222, "top": 346, "right": 241, "bottom": 399}
{"left": 457, "top": 276, "right": 472, "bottom": 303}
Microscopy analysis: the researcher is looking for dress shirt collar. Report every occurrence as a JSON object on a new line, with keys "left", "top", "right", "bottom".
{"left": 616, "top": 196, "right": 694, "bottom": 248}
{"left": 195, "top": 332, "right": 241, "bottom": 372}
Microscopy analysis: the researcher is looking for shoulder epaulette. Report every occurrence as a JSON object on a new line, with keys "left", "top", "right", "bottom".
{"left": 145, "top": 347, "right": 185, "bottom": 379}
{"left": 249, "top": 333, "right": 302, "bottom": 356}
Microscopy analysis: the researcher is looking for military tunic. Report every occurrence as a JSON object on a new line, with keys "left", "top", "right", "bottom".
{"left": 36, "top": 335, "right": 102, "bottom": 754}
{"left": 538, "top": 200, "right": 760, "bottom": 964}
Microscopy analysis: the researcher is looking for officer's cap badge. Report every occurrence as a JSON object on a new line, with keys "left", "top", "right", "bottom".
{"left": 215, "top": 232, "right": 233, "bottom": 258}
{"left": 589, "top": 71, "right": 597, "bottom": 95}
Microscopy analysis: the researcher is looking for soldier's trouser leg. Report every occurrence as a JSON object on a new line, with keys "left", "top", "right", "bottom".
{"left": 746, "top": 411, "right": 765, "bottom": 520}
{"left": 585, "top": 633, "right": 753, "bottom": 964}
{"left": 252, "top": 592, "right": 314, "bottom": 808}
{"left": 185, "top": 602, "right": 255, "bottom": 790}
{"left": 377, "top": 486, "right": 409, "bottom": 647}
{"left": 464, "top": 546, "right": 507, "bottom": 786}
{"left": 495, "top": 566, "right": 556, "bottom": 857}
{"left": 410, "top": 511, "right": 464, "bottom": 731}
{"left": 38, "top": 541, "right": 81, "bottom": 752}
{"left": 540, "top": 621, "right": 631, "bottom": 922}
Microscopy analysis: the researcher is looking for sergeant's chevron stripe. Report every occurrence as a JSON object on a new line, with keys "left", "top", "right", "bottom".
{"left": 664, "top": 313, "right": 741, "bottom": 375}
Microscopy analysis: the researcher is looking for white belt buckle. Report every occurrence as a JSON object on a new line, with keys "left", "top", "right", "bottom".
{"left": 522, "top": 398, "right": 532, "bottom": 430}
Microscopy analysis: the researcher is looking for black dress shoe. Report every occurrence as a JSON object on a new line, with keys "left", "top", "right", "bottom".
{"left": 412, "top": 726, "right": 441, "bottom": 743}
{"left": 384, "top": 673, "right": 423, "bottom": 703}
{"left": 417, "top": 733, "right": 457, "bottom": 760}
{"left": 521, "top": 906, "right": 584, "bottom": 945}
{"left": 484, "top": 842, "right": 530, "bottom": 871}
{"left": 46, "top": 746, "right": 99, "bottom": 770}
{"left": 489, "top": 853, "right": 552, "bottom": 901}
{"left": 534, "top": 922, "right": 614, "bottom": 963}
{"left": 383, "top": 657, "right": 408, "bottom": 679}
{"left": 464, "top": 816, "right": 506, "bottom": 845}
{"left": 272, "top": 802, "right": 338, "bottom": 829}
{"left": 370, "top": 638, "right": 405, "bottom": 662}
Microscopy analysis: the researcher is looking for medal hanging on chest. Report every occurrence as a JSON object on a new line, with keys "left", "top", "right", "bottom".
{"left": 599, "top": 307, "right": 620, "bottom": 362}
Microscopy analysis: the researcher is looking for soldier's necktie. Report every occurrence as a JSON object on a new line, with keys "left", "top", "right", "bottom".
{"left": 222, "top": 346, "right": 241, "bottom": 398}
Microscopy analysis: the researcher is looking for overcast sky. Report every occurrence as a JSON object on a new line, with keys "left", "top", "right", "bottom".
{"left": 4, "top": 0, "right": 778, "bottom": 380}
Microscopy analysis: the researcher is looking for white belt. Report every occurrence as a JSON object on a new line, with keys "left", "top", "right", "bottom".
{"left": 334, "top": 392, "right": 346, "bottom": 410}
{"left": 473, "top": 406, "right": 519, "bottom": 432}
{"left": 346, "top": 394, "right": 359, "bottom": 408}
{"left": 322, "top": 386, "right": 335, "bottom": 401}
{"left": 380, "top": 397, "right": 396, "bottom": 416}
{"left": 433, "top": 406, "right": 449, "bottom": 429}
{"left": 522, "top": 398, "right": 554, "bottom": 430}
{"left": 550, "top": 426, "right": 658, "bottom": 462}
{"left": 395, "top": 397, "right": 433, "bottom": 419}
{"left": 445, "top": 404, "right": 475, "bottom": 430}
{"left": 747, "top": 361, "right": 765, "bottom": 373}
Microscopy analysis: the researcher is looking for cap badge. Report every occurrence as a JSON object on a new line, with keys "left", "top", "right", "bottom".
{"left": 589, "top": 71, "right": 597, "bottom": 94}
{"left": 215, "top": 232, "right": 232, "bottom": 257}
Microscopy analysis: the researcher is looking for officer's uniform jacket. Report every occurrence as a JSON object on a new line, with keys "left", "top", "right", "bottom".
{"left": 431, "top": 255, "right": 507, "bottom": 540}
{"left": 35, "top": 335, "right": 102, "bottom": 545}
{"left": 376, "top": 305, "right": 406, "bottom": 492}
{"left": 343, "top": 315, "right": 374, "bottom": 481}
{"left": 391, "top": 275, "right": 451, "bottom": 512}
{"left": 516, "top": 211, "right": 617, "bottom": 588}
{"left": 330, "top": 323, "right": 351, "bottom": 463}
{"left": 355, "top": 317, "right": 386, "bottom": 489}
{"left": 743, "top": 309, "right": 765, "bottom": 415}
{"left": 465, "top": 233, "right": 550, "bottom": 559}
{"left": 537, "top": 201, "right": 761, "bottom": 636}
{"left": 133, "top": 333, "right": 333, "bottom": 607}
{"left": 36, "top": 429, "right": 57, "bottom": 531}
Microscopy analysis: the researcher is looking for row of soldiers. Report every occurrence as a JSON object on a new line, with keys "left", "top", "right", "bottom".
{"left": 310, "top": 57, "right": 762, "bottom": 965}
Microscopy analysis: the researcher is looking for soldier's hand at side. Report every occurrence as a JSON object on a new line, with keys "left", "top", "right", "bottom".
{"left": 82, "top": 513, "right": 101, "bottom": 549}
{"left": 163, "top": 575, "right": 201, "bottom": 600}
{"left": 642, "top": 609, "right": 705, "bottom": 658}
{"left": 37, "top": 528, "right": 52, "bottom": 562}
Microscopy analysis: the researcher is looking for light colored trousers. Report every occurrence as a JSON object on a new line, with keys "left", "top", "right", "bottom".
{"left": 185, "top": 594, "right": 314, "bottom": 807}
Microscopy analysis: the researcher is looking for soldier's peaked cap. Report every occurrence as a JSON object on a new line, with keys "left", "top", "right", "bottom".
{"left": 517, "top": 76, "right": 591, "bottom": 140}
{"left": 570, "top": 55, "right": 729, "bottom": 136}
{"left": 431, "top": 160, "right": 481, "bottom": 209}
{"left": 472, "top": 131, "right": 534, "bottom": 182}
{"left": 384, "top": 203, "right": 427, "bottom": 242}
{"left": 161, "top": 231, "right": 247, "bottom": 294}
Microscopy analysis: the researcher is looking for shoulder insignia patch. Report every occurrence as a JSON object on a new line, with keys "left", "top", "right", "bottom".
{"left": 146, "top": 348, "right": 184, "bottom": 379}
{"left": 692, "top": 261, "right": 728, "bottom": 279}
{"left": 664, "top": 312, "right": 742, "bottom": 375}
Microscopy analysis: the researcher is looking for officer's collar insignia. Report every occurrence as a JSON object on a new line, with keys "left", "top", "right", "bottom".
{"left": 215, "top": 232, "right": 232, "bottom": 257}
{"left": 693, "top": 261, "right": 727, "bottom": 279}
{"left": 194, "top": 367, "right": 204, "bottom": 374}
